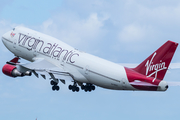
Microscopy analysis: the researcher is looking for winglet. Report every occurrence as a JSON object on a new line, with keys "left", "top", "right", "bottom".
{"left": 10, "top": 57, "right": 20, "bottom": 63}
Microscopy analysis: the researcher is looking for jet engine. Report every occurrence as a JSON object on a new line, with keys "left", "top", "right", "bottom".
{"left": 2, "top": 64, "right": 31, "bottom": 77}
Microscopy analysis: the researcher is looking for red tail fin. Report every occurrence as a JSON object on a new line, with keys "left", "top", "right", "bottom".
{"left": 133, "top": 40, "right": 178, "bottom": 80}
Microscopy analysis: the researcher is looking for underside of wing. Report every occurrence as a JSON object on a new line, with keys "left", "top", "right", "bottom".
{"left": 19, "top": 58, "right": 74, "bottom": 83}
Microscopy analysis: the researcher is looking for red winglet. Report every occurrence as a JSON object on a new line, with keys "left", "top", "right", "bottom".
{"left": 10, "top": 57, "right": 20, "bottom": 63}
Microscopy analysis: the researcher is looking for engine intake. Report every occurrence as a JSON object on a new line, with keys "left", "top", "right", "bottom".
{"left": 2, "top": 64, "right": 24, "bottom": 77}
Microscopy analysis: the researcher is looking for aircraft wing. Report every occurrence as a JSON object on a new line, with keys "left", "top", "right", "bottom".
{"left": 168, "top": 63, "right": 180, "bottom": 69}
{"left": 19, "top": 58, "right": 74, "bottom": 84}
{"left": 119, "top": 63, "right": 138, "bottom": 68}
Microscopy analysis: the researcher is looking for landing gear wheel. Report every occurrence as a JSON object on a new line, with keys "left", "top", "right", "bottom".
{"left": 50, "top": 80, "right": 58, "bottom": 86}
{"left": 81, "top": 85, "right": 85, "bottom": 90}
{"left": 50, "top": 80, "right": 54, "bottom": 85}
{"left": 82, "top": 83, "right": 96, "bottom": 92}
{"left": 56, "top": 86, "right": 60, "bottom": 91}
{"left": 52, "top": 85, "right": 56, "bottom": 91}
{"left": 76, "top": 87, "right": 80, "bottom": 92}
{"left": 69, "top": 81, "right": 80, "bottom": 92}
{"left": 88, "top": 89, "right": 92, "bottom": 92}
{"left": 72, "top": 86, "right": 76, "bottom": 92}
{"left": 91, "top": 86, "right": 95, "bottom": 90}
{"left": 69, "top": 85, "right": 73, "bottom": 90}
{"left": 52, "top": 85, "right": 60, "bottom": 91}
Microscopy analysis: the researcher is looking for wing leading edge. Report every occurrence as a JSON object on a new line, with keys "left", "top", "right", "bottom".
{"left": 20, "top": 58, "right": 74, "bottom": 84}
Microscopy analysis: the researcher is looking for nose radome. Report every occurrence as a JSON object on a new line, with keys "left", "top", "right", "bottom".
{"left": 2, "top": 31, "right": 9, "bottom": 39}
{"left": 2, "top": 30, "right": 12, "bottom": 41}
{"left": 1, "top": 30, "right": 13, "bottom": 48}
{"left": 2, "top": 32, "right": 7, "bottom": 43}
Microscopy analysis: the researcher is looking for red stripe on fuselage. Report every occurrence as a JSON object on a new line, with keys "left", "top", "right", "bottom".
{"left": 125, "top": 67, "right": 161, "bottom": 91}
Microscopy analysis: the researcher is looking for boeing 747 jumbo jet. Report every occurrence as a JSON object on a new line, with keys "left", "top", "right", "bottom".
{"left": 1, "top": 26, "right": 179, "bottom": 92}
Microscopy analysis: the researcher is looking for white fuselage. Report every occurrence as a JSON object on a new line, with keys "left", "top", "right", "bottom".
{"left": 2, "top": 26, "right": 135, "bottom": 90}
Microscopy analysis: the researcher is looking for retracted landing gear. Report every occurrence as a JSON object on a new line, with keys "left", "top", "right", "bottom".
{"left": 68, "top": 81, "right": 80, "bottom": 92}
{"left": 81, "top": 83, "right": 95, "bottom": 92}
{"left": 50, "top": 80, "right": 60, "bottom": 91}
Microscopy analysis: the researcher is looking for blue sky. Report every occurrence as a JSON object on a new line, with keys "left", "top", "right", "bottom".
{"left": 0, "top": 0, "right": 180, "bottom": 120}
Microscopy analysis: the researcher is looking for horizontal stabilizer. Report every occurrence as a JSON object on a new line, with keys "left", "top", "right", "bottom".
{"left": 120, "top": 63, "right": 180, "bottom": 69}
{"left": 130, "top": 80, "right": 157, "bottom": 87}
{"left": 167, "top": 82, "right": 180, "bottom": 86}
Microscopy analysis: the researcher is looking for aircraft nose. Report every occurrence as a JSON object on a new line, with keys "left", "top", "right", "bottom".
{"left": 2, "top": 31, "right": 11, "bottom": 44}
{"left": 2, "top": 32, "right": 6, "bottom": 43}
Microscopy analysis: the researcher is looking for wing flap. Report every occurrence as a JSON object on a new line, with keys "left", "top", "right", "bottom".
{"left": 20, "top": 58, "right": 74, "bottom": 82}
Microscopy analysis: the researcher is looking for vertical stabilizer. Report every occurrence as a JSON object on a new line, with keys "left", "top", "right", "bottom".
{"left": 133, "top": 40, "right": 178, "bottom": 80}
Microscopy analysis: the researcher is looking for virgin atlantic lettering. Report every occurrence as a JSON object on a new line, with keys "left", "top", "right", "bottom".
{"left": 145, "top": 52, "right": 167, "bottom": 77}
{"left": 18, "top": 33, "right": 79, "bottom": 63}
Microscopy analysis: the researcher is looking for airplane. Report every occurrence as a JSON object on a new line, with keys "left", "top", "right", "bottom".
{"left": 1, "top": 26, "right": 179, "bottom": 92}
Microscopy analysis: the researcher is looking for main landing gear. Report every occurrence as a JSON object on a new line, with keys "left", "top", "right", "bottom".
{"left": 50, "top": 80, "right": 60, "bottom": 91}
{"left": 68, "top": 82, "right": 95, "bottom": 92}
{"left": 68, "top": 82, "right": 80, "bottom": 92}
{"left": 81, "top": 83, "right": 95, "bottom": 92}
{"left": 50, "top": 80, "right": 96, "bottom": 92}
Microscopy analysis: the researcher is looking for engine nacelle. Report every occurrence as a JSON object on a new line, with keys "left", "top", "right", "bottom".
{"left": 2, "top": 64, "right": 24, "bottom": 77}
{"left": 24, "top": 71, "right": 32, "bottom": 76}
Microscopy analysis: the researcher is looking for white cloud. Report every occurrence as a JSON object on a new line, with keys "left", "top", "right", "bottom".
{"left": 118, "top": 24, "right": 145, "bottom": 42}
{"left": 136, "top": 3, "right": 180, "bottom": 26}
{"left": 26, "top": 0, "right": 180, "bottom": 62}
{"left": 42, "top": 19, "right": 53, "bottom": 31}
{"left": 39, "top": 12, "right": 109, "bottom": 50}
